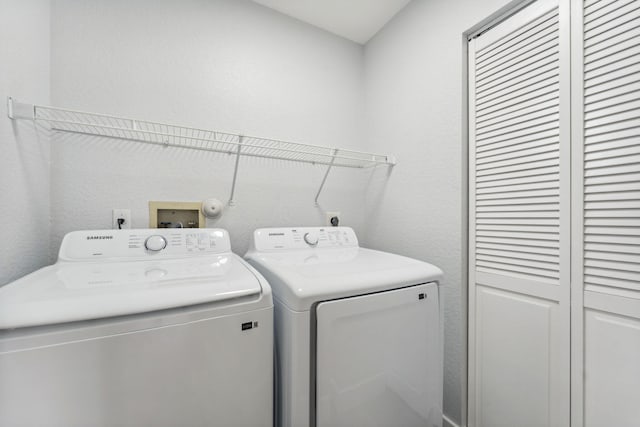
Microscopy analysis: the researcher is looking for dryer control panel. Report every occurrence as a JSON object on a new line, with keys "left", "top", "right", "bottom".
{"left": 252, "top": 227, "right": 358, "bottom": 251}
{"left": 58, "top": 229, "right": 231, "bottom": 261}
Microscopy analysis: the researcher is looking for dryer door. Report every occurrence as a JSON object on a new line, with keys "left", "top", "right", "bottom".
{"left": 315, "top": 282, "right": 441, "bottom": 427}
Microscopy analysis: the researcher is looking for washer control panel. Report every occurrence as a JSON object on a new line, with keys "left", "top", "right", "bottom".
{"left": 59, "top": 229, "right": 231, "bottom": 260}
{"left": 253, "top": 227, "right": 358, "bottom": 251}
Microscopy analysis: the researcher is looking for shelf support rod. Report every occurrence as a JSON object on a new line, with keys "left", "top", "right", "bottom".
{"left": 314, "top": 149, "right": 337, "bottom": 206}
{"left": 228, "top": 136, "right": 243, "bottom": 206}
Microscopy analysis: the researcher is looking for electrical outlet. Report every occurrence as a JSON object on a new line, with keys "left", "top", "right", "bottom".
{"left": 112, "top": 209, "right": 131, "bottom": 229}
{"left": 325, "top": 211, "right": 341, "bottom": 227}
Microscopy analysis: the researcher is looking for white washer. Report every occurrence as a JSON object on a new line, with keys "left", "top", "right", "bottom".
{"left": 0, "top": 228, "right": 273, "bottom": 427}
{"left": 245, "top": 226, "right": 444, "bottom": 427}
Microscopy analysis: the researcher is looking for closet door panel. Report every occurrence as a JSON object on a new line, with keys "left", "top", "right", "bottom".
{"left": 582, "top": 6, "right": 640, "bottom": 278}
{"left": 583, "top": 0, "right": 640, "bottom": 296}
{"left": 578, "top": 2, "right": 640, "bottom": 426}
{"left": 584, "top": 308, "right": 640, "bottom": 427}
{"left": 474, "top": 285, "right": 563, "bottom": 427}
{"left": 468, "top": 0, "right": 570, "bottom": 425}
{"left": 473, "top": 4, "right": 563, "bottom": 287}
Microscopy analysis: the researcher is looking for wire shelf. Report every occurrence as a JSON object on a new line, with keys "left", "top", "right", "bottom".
{"left": 7, "top": 97, "right": 395, "bottom": 204}
{"left": 9, "top": 99, "right": 394, "bottom": 169}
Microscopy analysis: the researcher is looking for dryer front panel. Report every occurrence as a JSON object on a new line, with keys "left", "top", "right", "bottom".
{"left": 315, "top": 282, "right": 441, "bottom": 427}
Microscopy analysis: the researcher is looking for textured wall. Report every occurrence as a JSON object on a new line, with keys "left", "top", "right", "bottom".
{"left": 0, "top": 0, "right": 50, "bottom": 286}
{"left": 362, "top": 0, "right": 511, "bottom": 425}
{"left": 5, "top": 1, "right": 526, "bottom": 424}
{"left": 49, "top": 0, "right": 370, "bottom": 258}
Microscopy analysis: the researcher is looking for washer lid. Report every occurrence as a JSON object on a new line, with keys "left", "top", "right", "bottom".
{"left": 246, "top": 246, "right": 443, "bottom": 311}
{"left": 0, "top": 254, "right": 262, "bottom": 330}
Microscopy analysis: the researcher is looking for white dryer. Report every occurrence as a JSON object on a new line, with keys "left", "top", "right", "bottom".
{"left": 0, "top": 228, "right": 273, "bottom": 427}
{"left": 245, "top": 227, "right": 444, "bottom": 427}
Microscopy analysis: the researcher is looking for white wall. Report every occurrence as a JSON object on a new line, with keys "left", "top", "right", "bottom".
{"left": 49, "top": 0, "right": 369, "bottom": 257}
{"left": 0, "top": 0, "right": 50, "bottom": 286}
{"left": 3, "top": 0, "right": 523, "bottom": 424}
{"left": 362, "top": 0, "right": 511, "bottom": 425}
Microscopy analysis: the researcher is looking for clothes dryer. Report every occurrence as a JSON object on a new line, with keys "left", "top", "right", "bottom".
{"left": 245, "top": 226, "right": 443, "bottom": 427}
{"left": 0, "top": 228, "right": 273, "bottom": 427}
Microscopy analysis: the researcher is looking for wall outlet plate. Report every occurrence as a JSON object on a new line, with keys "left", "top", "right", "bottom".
{"left": 325, "top": 211, "right": 341, "bottom": 227}
{"left": 112, "top": 209, "right": 131, "bottom": 229}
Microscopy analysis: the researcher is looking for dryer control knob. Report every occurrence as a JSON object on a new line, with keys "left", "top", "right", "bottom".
{"left": 145, "top": 235, "right": 167, "bottom": 252}
{"left": 303, "top": 232, "right": 319, "bottom": 246}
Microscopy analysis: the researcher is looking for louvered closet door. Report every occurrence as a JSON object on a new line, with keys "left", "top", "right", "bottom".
{"left": 468, "top": 0, "right": 570, "bottom": 426}
{"left": 576, "top": 0, "right": 640, "bottom": 425}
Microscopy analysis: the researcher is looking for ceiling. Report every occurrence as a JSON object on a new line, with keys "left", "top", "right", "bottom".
{"left": 251, "top": 0, "right": 412, "bottom": 44}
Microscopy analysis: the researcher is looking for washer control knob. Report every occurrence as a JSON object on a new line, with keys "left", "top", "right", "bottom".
{"left": 304, "top": 232, "right": 319, "bottom": 246}
{"left": 145, "top": 235, "right": 167, "bottom": 252}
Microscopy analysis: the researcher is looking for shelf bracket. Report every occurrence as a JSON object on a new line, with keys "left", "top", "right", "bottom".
{"left": 7, "top": 97, "right": 35, "bottom": 120}
{"left": 7, "top": 97, "right": 14, "bottom": 119}
{"left": 228, "top": 136, "right": 243, "bottom": 206}
{"left": 314, "top": 149, "right": 337, "bottom": 206}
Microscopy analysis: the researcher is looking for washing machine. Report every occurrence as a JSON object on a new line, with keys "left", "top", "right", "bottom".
{"left": 0, "top": 228, "right": 273, "bottom": 427}
{"left": 245, "top": 226, "right": 444, "bottom": 427}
